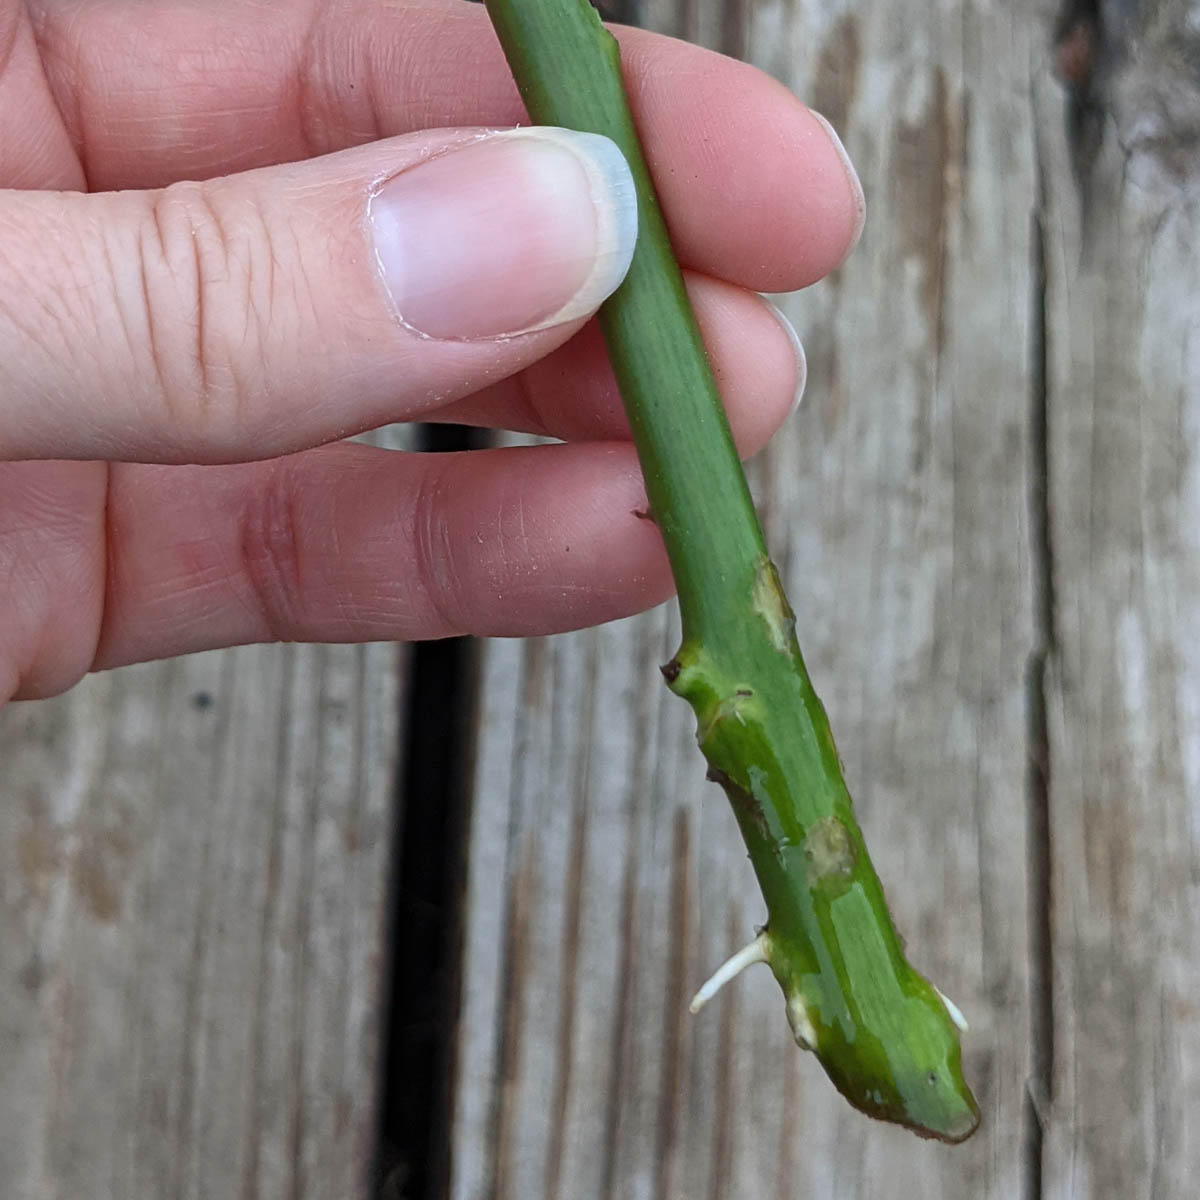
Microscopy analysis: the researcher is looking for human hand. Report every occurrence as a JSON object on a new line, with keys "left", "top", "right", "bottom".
{"left": 0, "top": 0, "right": 863, "bottom": 703}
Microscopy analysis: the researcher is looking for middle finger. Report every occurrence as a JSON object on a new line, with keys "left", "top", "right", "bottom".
{"left": 34, "top": 0, "right": 863, "bottom": 292}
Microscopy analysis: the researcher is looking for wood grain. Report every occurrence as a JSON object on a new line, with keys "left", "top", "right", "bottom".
{"left": 451, "top": 1, "right": 1038, "bottom": 1195}
{"left": 1, "top": 431, "right": 409, "bottom": 1200}
{"left": 1036, "top": 1, "right": 1200, "bottom": 1195}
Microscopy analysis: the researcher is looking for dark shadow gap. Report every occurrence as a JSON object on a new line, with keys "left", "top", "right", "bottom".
{"left": 1052, "top": 0, "right": 1104, "bottom": 236}
{"left": 596, "top": 0, "right": 642, "bottom": 23}
{"left": 1023, "top": 1085, "right": 1045, "bottom": 1200}
{"left": 1024, "top": 164, "right": 1056, "bottom": 1198}
{"left": 371, "top": 8, "right": 649, "bottom": 1195}
{"left": 374, "top": 423, "right": 484, "bottom": 1200}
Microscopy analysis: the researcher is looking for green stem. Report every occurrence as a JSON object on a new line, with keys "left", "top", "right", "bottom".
{"left": 484, "top": 0, "right": 979, "bottom": 1143}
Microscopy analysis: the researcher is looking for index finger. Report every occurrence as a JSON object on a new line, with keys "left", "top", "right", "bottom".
{"left": 32, "top": 0, "right": 863, "bottom": 291}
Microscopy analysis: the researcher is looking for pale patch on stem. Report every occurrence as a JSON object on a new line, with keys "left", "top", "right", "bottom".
{"left": 785, "top": 993, "right": 819, "bottom": 1050}
{"left": 689, "top": 932, "right": 770, "bottom": 1014}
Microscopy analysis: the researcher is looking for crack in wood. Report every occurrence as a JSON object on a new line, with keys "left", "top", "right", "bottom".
{"left": 1054, "top": 0, "right": 1106, "bottom": 231}
{"left": 1024, "top": 131, "right": 1056, "bottom": 1200}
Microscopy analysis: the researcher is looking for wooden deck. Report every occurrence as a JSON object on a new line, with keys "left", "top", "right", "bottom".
{"left": 4, "top": 0, "right": 1199, "bottom": 1196}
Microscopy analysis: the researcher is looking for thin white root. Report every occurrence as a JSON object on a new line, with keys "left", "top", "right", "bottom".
{"left": 934, "top": 985, "right": 969, "bottom": 1033}
{"left": 689, "top": 933, "right": 770, "bottom": 1014}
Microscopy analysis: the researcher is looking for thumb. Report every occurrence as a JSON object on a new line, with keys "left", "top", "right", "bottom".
{"left": 0, "top": 127, "right": 636, "bottom": 462}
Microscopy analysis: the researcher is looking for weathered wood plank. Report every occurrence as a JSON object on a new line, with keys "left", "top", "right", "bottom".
{"left": 1, "top": 644, "right": 402, "bottom": 1200}
{"left": 451, "top": 1, "right": 1037, "bottom": 1195}
{"left": 1, "top": 434, "right": 408, "bottom": 1200}
{"left": 1036, "top": 2, "right": 1200, "bottom": 1194}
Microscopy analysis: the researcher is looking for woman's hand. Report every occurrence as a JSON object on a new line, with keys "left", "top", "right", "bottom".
{"left": 0, "top": 0, "right": 863, "bottom": 702}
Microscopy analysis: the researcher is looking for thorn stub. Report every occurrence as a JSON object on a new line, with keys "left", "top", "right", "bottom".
{"left": 689, "top": 932, "right": 770, "bottom": 1014}
{"left": 934, "top": 985, "right": 969, "bottom": 1033}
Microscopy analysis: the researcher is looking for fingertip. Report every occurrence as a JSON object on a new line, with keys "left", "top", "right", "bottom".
{"left": 435, "top": 443, "right": 676, "bottom": 635}
{"left": 765, "top": 299, "right": 809, "bottom": 421}
{"left": 749, "top": 99, "right": 864, "bottom": 288}
{"left": 808, "top": 110, "right": 866, "bottom": 265}
{"left": 687, "top": 280, "right": 806, "bottom": 458}
{"left": 624, "top": 46, "right": 866, "bottom": 291}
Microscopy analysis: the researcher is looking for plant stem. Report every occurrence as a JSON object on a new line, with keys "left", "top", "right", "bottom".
{"left": 483, "top": 0, "right": 979, "bottom": 1143}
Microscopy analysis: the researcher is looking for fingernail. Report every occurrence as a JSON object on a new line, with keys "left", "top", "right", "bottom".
{"left": 369, "top": 128, "right": 637, "bottom": 340}
{"left": 810, "top": 111, "right": 866, "bottom": 252}
{"left": 765, "top": 299, "right": 808, "bottom": 416}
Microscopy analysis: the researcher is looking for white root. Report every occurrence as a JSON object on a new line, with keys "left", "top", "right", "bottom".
{"left": 689, "top": 933, "right": 770, "bottom": 1014}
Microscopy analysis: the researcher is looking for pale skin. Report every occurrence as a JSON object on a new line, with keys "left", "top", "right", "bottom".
{"left": 0, "top": 0, "right": 863, "bottom": 705}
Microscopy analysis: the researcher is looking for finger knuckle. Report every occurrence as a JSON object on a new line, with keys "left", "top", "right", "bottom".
{"left": 409, "top": 467, "right": 468, "bottom": 637}
{"left": 235, "top": 460, "right": 309, "bottom": 641}
{"left": 135, "top": 181, "right": 276, "bottom": 448}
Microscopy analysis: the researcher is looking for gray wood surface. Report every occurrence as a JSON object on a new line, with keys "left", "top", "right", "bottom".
{"left": 1, "top": 644, "right": 403, "bottom": 1200}
{"left": 1036, "top": 1, "right": 1200, "bottom": 1196}
{"left": 1, "top": 645, "right": 403, "bottom": 1200}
